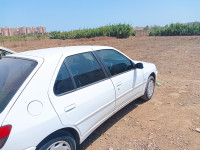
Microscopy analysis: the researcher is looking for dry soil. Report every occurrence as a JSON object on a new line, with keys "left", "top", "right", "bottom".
{"left": 2, "top": 36, "right": 200, "bottom": 150}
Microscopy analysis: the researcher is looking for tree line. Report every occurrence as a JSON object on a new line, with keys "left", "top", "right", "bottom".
{"left": 149, "top": 23, "right": 200, "bottom": 36}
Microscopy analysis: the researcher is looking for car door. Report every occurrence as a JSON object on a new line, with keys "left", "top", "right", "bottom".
{"left": 48, "top": 52, "right": 116, "bottom": 136}
{"left": 96, "top": 49, "right": 144, "bottom": 109}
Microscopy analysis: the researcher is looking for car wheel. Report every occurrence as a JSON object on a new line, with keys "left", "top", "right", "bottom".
{"left": 38, "top": 132, "right": 76, "bottom": 150}
{"left": 141, "top": 76, "right": 155, "bottom": 101}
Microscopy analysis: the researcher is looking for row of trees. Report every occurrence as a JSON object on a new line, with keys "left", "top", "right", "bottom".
{"left": 0, "top": 23, "right": 200, "bottom": 43}
{"left": 50, "top": 24, "right": 135, "bottom": 39}
{"left": 149, "top": 23, "right": 200, "bottom": 36}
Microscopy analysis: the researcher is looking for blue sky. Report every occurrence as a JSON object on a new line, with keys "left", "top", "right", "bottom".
{"left": 1, "top": 0, "right": 200, "bottom": 32}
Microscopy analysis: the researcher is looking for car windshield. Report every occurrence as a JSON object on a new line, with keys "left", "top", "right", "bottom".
{"left": 0, "top": 57, "right": 37, "bottom": 113}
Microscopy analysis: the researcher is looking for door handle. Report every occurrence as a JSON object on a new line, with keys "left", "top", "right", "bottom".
{"left": 64, "top": 104, "right": 76, "bottom": 112}
{"left": 116, "top": 81, "right": 122, "bottom": 87}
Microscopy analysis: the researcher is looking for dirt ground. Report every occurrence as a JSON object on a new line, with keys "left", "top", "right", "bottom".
{"left": 3, "top": 36, "right": 200, "bottom": 150}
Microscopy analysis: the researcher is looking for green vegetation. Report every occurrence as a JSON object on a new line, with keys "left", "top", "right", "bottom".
{"left": 0, "top": 24, "right": 135, "bottom": 42}
{"left": 149, "top": 23, "right": 200, "bottom": 36}
{"left": 2, "top": 23, "right": 200, "bottom": 43}
{"left": 0, "top": 34, "right": 50, "bottom": 42}
{"left": 50, "top": 24, "right": 135, "bottom": 39}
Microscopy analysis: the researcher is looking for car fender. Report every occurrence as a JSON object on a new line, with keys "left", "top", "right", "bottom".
{"left": 141, "top": 62, "right": 158, "bottom": 82}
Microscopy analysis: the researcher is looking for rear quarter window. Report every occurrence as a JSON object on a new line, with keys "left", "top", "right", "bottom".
{"left": 54, "top": 63, "right": 75, "bottom": 95}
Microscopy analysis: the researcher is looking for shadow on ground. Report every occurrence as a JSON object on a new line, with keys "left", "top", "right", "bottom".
{"left": 77, "top": 98, "right": 146, "bottom": 150}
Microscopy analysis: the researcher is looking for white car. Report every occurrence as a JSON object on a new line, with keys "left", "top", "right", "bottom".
{"left": 0, "top": 46, "right": 157, "bottom": 150}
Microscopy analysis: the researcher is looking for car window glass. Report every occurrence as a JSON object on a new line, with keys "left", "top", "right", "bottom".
{"left": 97, "top": 49, "right": 133, "bottom": 76}
{"left": 65, "top": 52, "right": 106, "bottom": 88}
{"left": 0, "top": 58, "right": 37, "bottom": 113}
{"left": 54, "top": 63, "right": 74, "bottom": 95}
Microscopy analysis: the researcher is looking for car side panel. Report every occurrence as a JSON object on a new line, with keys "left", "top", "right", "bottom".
{"left": 79, "top": 69, "right": 145, "bottom": 143}
{"left": 111, "top": 70, "right": 135, "bottom": 108}
{"left": 49, "top": 78, "right": 116, "bottom": 136}
{"left": 111, "top": 68, "right": 145, "bottom": 110}
{"left": 132, "top": 68, "right": 146, "bottom": 96}
{"left": 2, "top": 55, "right": 64, "bottom": 150}
{"left": 2, "top": 95, "right": 63, "bottom": 150}
{"left": 48, "top": 53, "right": 116, "bottom": 136}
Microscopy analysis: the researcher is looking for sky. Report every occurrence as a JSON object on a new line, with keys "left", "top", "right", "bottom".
{"left": 1, "top": 0, "right": 200, "bottom": 32}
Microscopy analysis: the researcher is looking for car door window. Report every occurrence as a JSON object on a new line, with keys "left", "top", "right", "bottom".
{"left": 54, "top": 63, "right": 75, "bottom": 95}
{"left": 65, "top": 52, "right": 106, "bottom": 88}
{"left": 97, "top": 49, "right": 134, "bottom": 76}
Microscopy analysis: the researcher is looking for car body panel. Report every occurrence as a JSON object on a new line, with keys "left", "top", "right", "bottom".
{"left": 142, "top": 62, "right": 158, "bottom": 81}
{"left": 110, "top": 70, "right": 135, "bottom": 107}
{"left": 111, "top": 69, "right": 145, "bottom": 109}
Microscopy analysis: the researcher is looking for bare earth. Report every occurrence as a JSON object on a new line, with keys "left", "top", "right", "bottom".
{"left": 3, "top": 36, "right": 200, "bottom": 150}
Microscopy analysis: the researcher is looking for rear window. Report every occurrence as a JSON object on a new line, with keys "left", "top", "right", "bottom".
{"left": 0, "top": 57, "right": 37, "bottom": 113}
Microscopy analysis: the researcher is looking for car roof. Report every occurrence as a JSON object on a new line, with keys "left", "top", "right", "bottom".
{"left": 10, "top": 45, "right": 114, "bottom": 59}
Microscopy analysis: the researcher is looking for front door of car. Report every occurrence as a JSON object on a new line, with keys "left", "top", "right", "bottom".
{"left": 48, "top": 52, "right": 116, "bottom": 136}
{"left": 96, "top": 49, "right": 144, "bottom": 109}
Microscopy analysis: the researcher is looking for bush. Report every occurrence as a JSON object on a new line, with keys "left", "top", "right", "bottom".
{"left": 149, "top": 23, "right": 200, "bottom": 36}
{"left": 50, "top": 24, "right": 135, "bottom": 39}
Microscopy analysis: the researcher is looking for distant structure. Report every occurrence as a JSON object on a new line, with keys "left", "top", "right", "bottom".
{"left": 0, "top": 26, "right": 46, "bottom": 36}
{"left": 134, "top": 26, "right": 151, "bottom": 36}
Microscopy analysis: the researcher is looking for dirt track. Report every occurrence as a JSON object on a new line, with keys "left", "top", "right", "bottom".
{"left": 3, "top": 36, "right": 200, "bottom": 150}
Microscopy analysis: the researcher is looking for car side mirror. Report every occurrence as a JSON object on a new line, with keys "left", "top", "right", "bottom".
{"left": 135, "top": 63, "right": 143, "bottom": 69}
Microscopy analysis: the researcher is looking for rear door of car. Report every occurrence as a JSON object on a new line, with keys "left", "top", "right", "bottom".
{"left": 48, "top": 51, "right": 116, "bottom": 136}
{"left": 95, "top": 49, "right": 144, "bottom": 110}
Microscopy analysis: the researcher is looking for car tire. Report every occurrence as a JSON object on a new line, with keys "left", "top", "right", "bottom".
{"left": 38, "top": 131, "right": 76, "bottom": 150}
{"left": 141, "top": 76, "right": 155, "bottom": 101}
